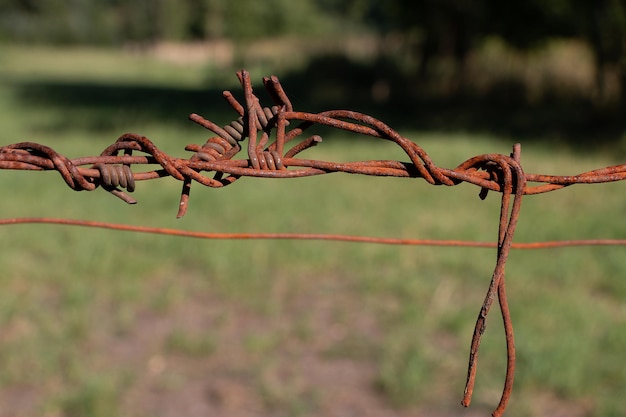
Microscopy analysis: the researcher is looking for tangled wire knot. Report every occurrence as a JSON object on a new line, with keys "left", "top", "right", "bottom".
{"left": 2, "top": 70, "right": 626, "bottom": 416}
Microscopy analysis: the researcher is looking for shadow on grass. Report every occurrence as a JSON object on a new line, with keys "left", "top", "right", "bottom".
{"left": 11, "top": 54, "right": 626, "bottom": 153}
{"left": 12, "top": 81, "right": 235, "bottom": 133}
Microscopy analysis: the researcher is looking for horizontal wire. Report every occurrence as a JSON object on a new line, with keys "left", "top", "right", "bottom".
{"left": 1, "top": 217, "right": 625, "bottom": 249}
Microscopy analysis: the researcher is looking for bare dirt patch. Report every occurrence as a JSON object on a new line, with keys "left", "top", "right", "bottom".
{"left": 88, "top": 273, "right": 491, "bottom": 417}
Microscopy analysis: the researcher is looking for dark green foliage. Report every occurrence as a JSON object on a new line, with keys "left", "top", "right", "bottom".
{"left": 2, "top": 0, "right": 625, "bottom": 105}
{"left": 0, "top": 0, "right": 332, "bottom": 44}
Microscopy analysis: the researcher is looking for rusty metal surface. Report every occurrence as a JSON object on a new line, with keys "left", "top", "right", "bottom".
{"left": 2, "top": 70, "right": 626, "bottom": 416}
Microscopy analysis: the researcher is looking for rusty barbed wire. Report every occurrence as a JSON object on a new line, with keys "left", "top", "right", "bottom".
{"left": 2, "top": 69, "right": 626, "bottom": 416}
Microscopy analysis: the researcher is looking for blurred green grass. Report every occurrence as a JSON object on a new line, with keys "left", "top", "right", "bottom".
{"left": 0, "top": 45, "right": 625, "bottom": 417}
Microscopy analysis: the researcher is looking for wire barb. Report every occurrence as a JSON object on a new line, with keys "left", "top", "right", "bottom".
{"left": 2, "top": 70, "right": 626, "bottom": 416}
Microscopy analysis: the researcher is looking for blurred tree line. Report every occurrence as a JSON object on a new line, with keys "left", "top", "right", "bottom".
{"left": 1, "top": 0, "right": 625, "bottom": 104}
{"left": 0, "top": 0, "right": 334, "bottom": 43}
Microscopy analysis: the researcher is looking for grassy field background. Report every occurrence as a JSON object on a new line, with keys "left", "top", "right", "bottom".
{"left": 1, "top": 45, "right": 625, "bottom": 417}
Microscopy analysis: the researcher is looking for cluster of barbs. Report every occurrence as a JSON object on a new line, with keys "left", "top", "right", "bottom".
{"left": 2, "top": 70, "right": 626, "bottom": 417}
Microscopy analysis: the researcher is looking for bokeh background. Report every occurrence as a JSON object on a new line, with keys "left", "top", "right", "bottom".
{"left": 1, "top": 1, "right": 625, "bottom": 416}
{"left": 3, "top": 0, "right": 626, "bottom": 143}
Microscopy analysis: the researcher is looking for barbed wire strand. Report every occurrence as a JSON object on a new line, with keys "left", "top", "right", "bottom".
{"left": 2, "top": 69, "right": 626, "bottom": 417}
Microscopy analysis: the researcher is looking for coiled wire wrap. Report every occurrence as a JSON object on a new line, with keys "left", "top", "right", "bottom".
{"left": 203, "top": 72, "right": 292, "bottom": 172}
{"left": 256, "top": 150, "right": 284, "bottom": 170}
{"left": 93, "top": 163, "right": 136, "bottom": 204}
{"left": 177, "top": 136, "right": 241, "bottom": 218}
{"left": 221, "top": 105, "right": 284, "bottom": 146}
{"left": 94, "top": 163, "right": 135, "bottom": 192}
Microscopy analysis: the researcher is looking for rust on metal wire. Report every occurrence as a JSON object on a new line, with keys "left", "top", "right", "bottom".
{"left": 2, "top": 70, "right": 626, "bottom": 416}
